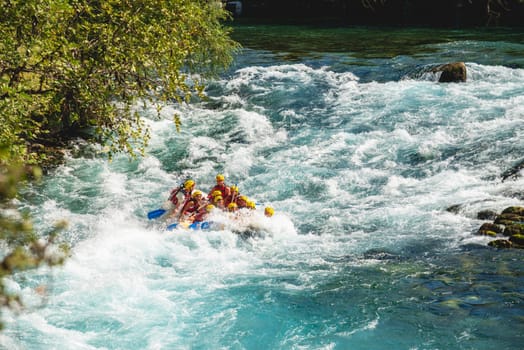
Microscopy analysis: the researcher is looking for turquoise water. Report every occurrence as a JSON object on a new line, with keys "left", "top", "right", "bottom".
{"left": 2, "top": 25, "right": 524, "bottom": 349}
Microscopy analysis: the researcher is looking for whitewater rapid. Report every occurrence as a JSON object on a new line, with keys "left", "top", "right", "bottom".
{"left": 2, "top": 28, "right": 524, "bottom": 349}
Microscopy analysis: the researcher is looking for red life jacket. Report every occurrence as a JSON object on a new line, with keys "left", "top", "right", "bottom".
{"left": 208, "top": 183, "right": 230, "bottom": 200}
{"left": 169, "top": 187, "right": 190, "bottom": 206}
{"left": 235, "top": 196, "right": 248, "bottom": 209}
{"left": 224, "top": 192, "right": 237, "bottom": 207}
{"left": 183, "top": 198, "right": 199, "bottom": 214}
{"left": 193, "top": 207, "right": 208, "bottom": 222}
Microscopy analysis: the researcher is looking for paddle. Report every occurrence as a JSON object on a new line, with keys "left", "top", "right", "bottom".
{"left": 148, "top": 208, "right": 166, "bottom": 220}
{"left": 230, "top": 183, "right": 238, "bottom": 206}
{"left": 166, "top": 222, "right": 178, "bottom": 230}
{"left": 148, "top": 181, "right": 187, "bottom": 220}
{"left": 188, "top": 222, "right": 199, "bottom": 230}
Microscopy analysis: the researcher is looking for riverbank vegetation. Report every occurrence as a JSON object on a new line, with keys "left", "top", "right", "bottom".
{"left": 0, "top": 0, "right": 239, "bottom": 329}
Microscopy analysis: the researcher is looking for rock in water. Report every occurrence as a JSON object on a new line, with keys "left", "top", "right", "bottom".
{"left": 432, "top": 62, "right": 467, "bottom": 83}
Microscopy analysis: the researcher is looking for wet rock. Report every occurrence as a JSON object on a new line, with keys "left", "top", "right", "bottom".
{"left": 446, "top": 201, "right": 499, "bottom": 219}
{"left": 446, "top": 204, "right": 462, "bottom": 214}
{"left": 432, "top": 62, "right": 467, "bottom": 83}
{"left": 476, "top": 210, "right": 498, "bottom": 220}
{"left": 494, "top": 212, "right": 524, "bottom": 225}
{"left": 363, "top": 248, "right": 400, "bottom": 261}
{"left": 478, "top": 206, "right": 524, "bottom": 249}
{"left": 504, "top": 223, "right": 524, "bottom": 237}
{"left": 487, "top": 239, "right": 513, "bottom": 248}
{"left": 459, "top": 243, "right": 491, "bottom": 251}
{"left": 501, "top": 206, "right": 524, "bottom": 216}
{"left": 476, "top": 223, "right": 503, "bottom": 236}
{"left": 501, "top": 159, "right": 524, "bottom": 181}
{"left": 509, "top": 234, "right": 524, "bottom": 247}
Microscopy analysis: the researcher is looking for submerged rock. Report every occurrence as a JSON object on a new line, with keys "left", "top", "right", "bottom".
{"left": 476, "top": 210, "right": 498, "bottom": 221}
{"left": 446, "top": 204, "right": 462, "bottom": 214}
{"left": 446, "top": 202, "right": 498, "bottom": 220}
{"left": 488, "top": 239, "right": 513, "bottom": 248}
{"left": 501, "top": 159, "right": 524, "bottom": 181}
{"left": 363, "top": 248, "right": 400, "bottom": 261}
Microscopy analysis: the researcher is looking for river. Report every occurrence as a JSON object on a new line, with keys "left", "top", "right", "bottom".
{"left": 1, "top": 24, "right": 524, "bottom": 349}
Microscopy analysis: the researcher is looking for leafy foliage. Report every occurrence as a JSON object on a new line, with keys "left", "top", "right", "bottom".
{"left": 1, "top": 0, "right": 239, "bottom": 160}
{"left": 0, "top": 0, "right": 239, "bottom": 330}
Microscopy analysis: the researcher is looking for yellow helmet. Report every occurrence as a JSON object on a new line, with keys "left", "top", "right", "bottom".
{"left": 230, "top": 185, "right": 239, "bottom": 193}
{"left": 213, "top": 195, "right": 223, "bottom": 202}
{"left": 216, "top": 174, "right": 225, "bottom": 182}
{"left": 212, "top": 190, "right": 222, "bottom": 198}
{"left": 264, "top": 206, "right": 274, "bottom": 217}
{"left": 239, "top": 195, "right": 248, "bottom": 201}
{"left": 184, "top": 179, "right": 195, "bottom": 190}
{"left": 192, "top": 190, "right": 202, "bottom": 198}
{"left": 205, "top": 204, "right": 215, "bottom": 212}
{"left": 227, "top": 202, "right": 238, "bottom": 210}
{"left": 246, "top": 201, "right": 256, "bottom": 209}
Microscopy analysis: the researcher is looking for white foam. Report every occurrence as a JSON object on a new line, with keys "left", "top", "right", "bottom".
{"left": 466, "top": 62, "right": 524, "bottom": 83}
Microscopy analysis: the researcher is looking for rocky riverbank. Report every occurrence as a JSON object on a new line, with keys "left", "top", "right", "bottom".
{"left": 451, "top": 158, "right": 524, "bottom": 249}
{"left": 478, "top": 206, "right": 524, "bottom": 249}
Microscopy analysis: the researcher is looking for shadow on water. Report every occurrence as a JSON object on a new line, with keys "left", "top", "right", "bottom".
{"left": 230, "top": 24, "right": 524, "bottom": 82}
{"left": 232, "top": 24, "right": 524, "bottom": 57}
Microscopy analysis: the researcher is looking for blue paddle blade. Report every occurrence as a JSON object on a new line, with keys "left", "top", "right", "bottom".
{"left": 188, "top": 221, "right": 211, "bottom": 230}
{"left": 147, "top": 209, "right": 166, "bottom": 220}
{"left": 166, "top": 223, "right": 178, "bottom": 231}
